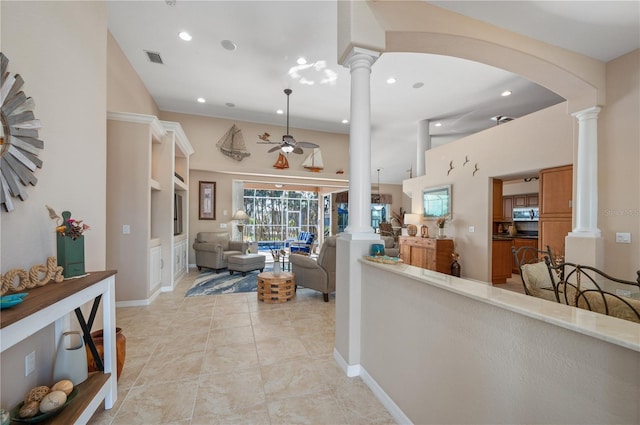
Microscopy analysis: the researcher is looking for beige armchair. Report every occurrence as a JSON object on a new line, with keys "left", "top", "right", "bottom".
{"left": 290, "top": 236, "right": 337, "bottom": 302}
{"left": 380, "top": 236, "right": 399, "bottom": 257}
{"left": 193, "top": 232, "right": 247, "bottom": 273}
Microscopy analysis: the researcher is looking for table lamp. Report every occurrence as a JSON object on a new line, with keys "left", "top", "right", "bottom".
{"left": 232, "top": 209, "right": 250, "bottom": 240}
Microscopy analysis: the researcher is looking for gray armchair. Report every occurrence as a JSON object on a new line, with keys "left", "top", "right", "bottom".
{"left": 193, "top": 232, "right": 247, "bottom": 273}
{"left": 380, "top": 236, "right": 399, "bottom": 257}
{"left": 290, "top": 236, "right": 337, "bottom": 302}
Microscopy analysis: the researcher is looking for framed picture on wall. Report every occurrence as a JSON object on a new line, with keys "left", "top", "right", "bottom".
{"left": 199, "top": 181, "right": 216, "bottom": 220}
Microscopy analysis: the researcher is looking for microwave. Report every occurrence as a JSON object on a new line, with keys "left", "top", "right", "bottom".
{"left": 513, "top": 207, "right": 539, "bottom": 221}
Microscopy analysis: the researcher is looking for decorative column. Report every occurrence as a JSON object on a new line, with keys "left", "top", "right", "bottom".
{"left": 416, "top": 119, "right": 431, "bottom": 177}
{"left": 344, "top": 47, "right": 379, "bottom": 236}
{"left": 565, "top": 106, "right": 604, "bottom": 268}
{"left": 333, "top": 47, "right": 380, "bottom": 377}
{"left": 570, "top": 106, "right": 601, "bottom": 237}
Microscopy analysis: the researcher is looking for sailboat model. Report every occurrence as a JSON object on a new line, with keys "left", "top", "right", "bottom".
{"left": 302, "top": 148, "right": 324, "bottom": 172}
{"left": 273, "top": 152, "right": 289, "bottom": 169}
{"left": 216, "top": 124, "right": 250, "bottom": 161}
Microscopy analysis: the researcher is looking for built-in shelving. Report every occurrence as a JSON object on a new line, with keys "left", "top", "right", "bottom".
{"left": 106, "top": 112, "right": 193, "bottom": 304}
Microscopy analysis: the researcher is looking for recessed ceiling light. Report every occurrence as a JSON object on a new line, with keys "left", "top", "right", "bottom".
{"left": 276, "top": 109, "right": 284, "bottom": 115}
{"left": 178, "top": 31, "right": 192, "bottom": 41}
{"left": 386, "top": 77, "right": 397, "bottom": 84}
{"left": 341, "top": 119, "right": 349, "bottom": 124}
{"left": 225, "top": 102, "right": 235, "bottom": 108}
{"left": 501, "top": 90, "right": 512, "bottom": 97}
{"left": 434, "top": 122, "right": 442, "bottom": 127}
{"left": 296, "top": 57, "right": 307, "bottom": 65}
{"left": 413, "top": 82, "right": 424, "bottom": 89}
{"left": 221, "top": 40, "right": 237, "bottom": 51}
{"left": 196, "top": 97, "right": 205, "bottom": 103}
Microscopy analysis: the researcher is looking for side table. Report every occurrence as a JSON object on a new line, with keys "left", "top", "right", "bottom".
{"left": 257, "top": 271, "right": 295, "bottom": 303}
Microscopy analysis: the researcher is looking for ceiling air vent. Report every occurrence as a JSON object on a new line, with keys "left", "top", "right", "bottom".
{"left": 490, "top": 115, "right": 514, "bottom": 125}
{"left": 144, "top": 50, "right": 164, "bottom": 64}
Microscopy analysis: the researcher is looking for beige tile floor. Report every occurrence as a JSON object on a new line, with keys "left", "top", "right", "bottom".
{"left": 88, "top": 269, "right": 396, "bottom": 425}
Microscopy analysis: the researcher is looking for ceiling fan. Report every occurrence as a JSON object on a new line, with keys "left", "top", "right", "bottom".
{"left": 257, "top": 88, "right": 319, "bottom": 154}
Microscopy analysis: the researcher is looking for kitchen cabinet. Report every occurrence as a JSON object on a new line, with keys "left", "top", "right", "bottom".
{"left": 514, "top": 195, "right": 527, "bottom": 207}
{"left": 492, "top": 179, "right": 503, "bottom": 221}
{"left": 511, "top": 238, "right": 539, "bottom": 274}
{"left": 492, "top": 239, "right": 513, "bottom": 284}
{"left": 0, "top": 271, "right": 118, "bottom": 424}
{"left": 527, "top": 194, "right": 539, "bottom": 207}
{"left": 502, "top": 196, "right": 514, "bottom": 221}
{"left": 539, "top": 165, "right": 573, "bottom": 259}
{"left": 399, "top": 237, "right": 455, "bottom": 274}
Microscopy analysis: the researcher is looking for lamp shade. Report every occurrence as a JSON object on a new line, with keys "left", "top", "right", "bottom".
{"left": 404, "top": 213, "right": 421, "bottom": 226}
{"left": 232, "top": 210, "right": 250, "bottom": 221}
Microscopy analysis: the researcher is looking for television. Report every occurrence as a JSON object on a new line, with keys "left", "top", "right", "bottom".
{"left": 423, "top": 185, "right": 451, "bottom": 218}
{"left": 174, "top": 193, "right": 183, "bottom": 235}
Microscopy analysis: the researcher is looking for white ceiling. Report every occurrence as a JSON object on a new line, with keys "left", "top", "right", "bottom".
{"left": 107, "top": 1, "right": 639, "bottom": 185}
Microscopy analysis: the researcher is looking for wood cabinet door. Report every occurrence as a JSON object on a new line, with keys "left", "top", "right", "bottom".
{"left": 493, "top": 179, "right": 503, "bottom": 221}
{"left": 399, "top": 242, "right": 411, "bottom": 264}
{"left": 492, "top": 240, "right": 512, "bottom": 284}
{"left": 411, "top": 247, "right": 428, "bottom": 268}
{"left": 527, "top": 194, "right": 539, "bottom": 207}
{"left": 513, "top": 195, "right": 527, "bottom": 207}
{"left": 539, "top": 219, "right": 572, "bottom": 261}
{"left": 502, "top": 196, "right": 513, "bottom": 221}
{"left": 540, "top": 165, "right": 573, "bottom": 216}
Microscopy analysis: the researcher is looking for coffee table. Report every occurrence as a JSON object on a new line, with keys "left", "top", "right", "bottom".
{"left": 257, "top": 271, "right": 295, "bottom": 303}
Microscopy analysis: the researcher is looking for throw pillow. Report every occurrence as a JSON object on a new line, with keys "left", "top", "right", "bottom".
{"left": 521, "top": 261, "right": 557, "bottom": 290}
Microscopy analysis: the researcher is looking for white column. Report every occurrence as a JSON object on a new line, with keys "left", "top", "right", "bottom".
{"left": 416, "top": 119, "right": 431, "bottom": 177}
{"left": 570, "top": 106, "right": 601, "bottom": 237}
{"left": 343, "top": 48, "right": 379, "bottom": 236}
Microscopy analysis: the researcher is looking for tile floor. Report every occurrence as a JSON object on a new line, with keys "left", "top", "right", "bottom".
{"left": 88, "top": 268, "right": 396, "bottom": 425}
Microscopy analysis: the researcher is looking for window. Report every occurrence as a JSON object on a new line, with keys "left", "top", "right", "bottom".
{"left": 243, "top": 189, "right": 318, "bottom": 248}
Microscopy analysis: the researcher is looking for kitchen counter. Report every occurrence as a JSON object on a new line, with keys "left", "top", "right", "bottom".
{"left": 493, "top": 234, "right": 539, "bottom": 240}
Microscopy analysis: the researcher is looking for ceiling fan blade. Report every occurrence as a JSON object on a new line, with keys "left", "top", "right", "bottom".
{"left": 293, "top": 146, "right": 304, "bottom": 154}
{"left": 297, "top": 141, "right": 319, "bottom": 149}
{"left": 257, "top": 141, "right": 280, "bottom": 145}
{"left": 282, "top": 134, "right": 296, "bottom": 145}
{"left": 268, "top": 145, "right": 282, "bottom": 153}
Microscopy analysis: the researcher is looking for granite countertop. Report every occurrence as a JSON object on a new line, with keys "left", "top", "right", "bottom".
{"left": 493, "top": 234, "right": 539, "bottom": 240}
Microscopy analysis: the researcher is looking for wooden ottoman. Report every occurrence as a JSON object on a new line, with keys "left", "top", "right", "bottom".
{"left": 228, "top": 254, "right": 266, "bottom": 276}
{"left": 257, "top": 271, "right": 295, "bottom": 303}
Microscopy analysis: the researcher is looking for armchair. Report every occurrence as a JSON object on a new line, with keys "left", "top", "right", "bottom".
{"left": 380, "top": 236, "right": 399, "bottom": 257}
{"left": 289, "top": 231, "right": 315, "bottom": 254}
{"left": 193, "top": 232, "right": 247, "bottom": 273}
{"left": 289, "top": 236, "right": 336, "bottom": 302}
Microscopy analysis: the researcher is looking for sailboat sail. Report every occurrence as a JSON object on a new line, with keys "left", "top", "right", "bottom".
{"left": 302, "top": 148, "right": 323, "bottom": 172}
{"left": 273, "top": 152, "right": 289, "bottom": 169}
{"left": 216, "top": 124, "right": 250, "bottom": 161}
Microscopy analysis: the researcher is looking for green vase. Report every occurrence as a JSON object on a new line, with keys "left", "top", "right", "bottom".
{"left": 57, "top": 234, "right": 85, "bottom": 278}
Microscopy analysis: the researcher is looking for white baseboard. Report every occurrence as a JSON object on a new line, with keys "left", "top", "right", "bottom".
{"left": 333, "top": 348, "right": 361, "bottom": 377}
{"left": 359, "top": 366, "right": 413, "bottom": 425}
{"left": 115, "top": 289, "right": 160, "bottom": 307}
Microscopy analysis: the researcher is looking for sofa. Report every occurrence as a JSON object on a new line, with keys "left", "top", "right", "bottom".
{"left": 289, "top": 236, "right": 336, "bottom": 302}
{"left": 193, "top": 232, "right": 247, "bottom": 273}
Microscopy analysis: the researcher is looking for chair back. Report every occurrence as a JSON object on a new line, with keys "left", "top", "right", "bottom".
{"left": 512, "top": 244, "right": 555, "bottom": 297}
{"left": 547, "top": 262, "right": 640, "bottom": 323}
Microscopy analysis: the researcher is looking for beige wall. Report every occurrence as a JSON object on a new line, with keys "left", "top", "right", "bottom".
{"left": 1, "top": 0, "right": 108, "bottom": 409}
{"left": 404, "top": 103, "right": 574, "bottom": 281}
{"left": 107, "top": 32, "right": 160, "bottom": 117}
{"left": 360, "top": 264, "right": 639, "bottom": 424}
{"left": 599, "top": 49, "right": 640, "bottom": 278}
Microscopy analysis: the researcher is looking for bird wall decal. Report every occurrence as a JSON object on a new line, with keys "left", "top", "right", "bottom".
{"left": 473, "top": 163, "right": 480, "bottom": 176}
{"left": 258, "top": 132, "right": 270, "bottom": 142}
{"left": 463, "top": 155, "right": 470, "bottom": 166}
{"left": 447, "top": 160, "right": 454, "bottom": 176}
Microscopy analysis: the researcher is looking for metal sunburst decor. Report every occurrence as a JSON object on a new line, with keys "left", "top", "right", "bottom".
{"left": 0, "top": 52, "right": 44, "bottom": 212}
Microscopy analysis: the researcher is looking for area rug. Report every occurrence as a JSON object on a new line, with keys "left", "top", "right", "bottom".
{"left": 185, "top": 264, "right": 273, "bottom": 297}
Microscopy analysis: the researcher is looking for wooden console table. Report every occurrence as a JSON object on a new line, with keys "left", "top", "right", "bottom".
{"left": 398, "top": 236, "right": 455, "bottom": 274}
{"left": 1, "top": 270, "right": 118, "bottom": 424}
